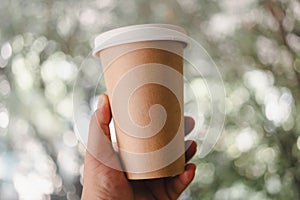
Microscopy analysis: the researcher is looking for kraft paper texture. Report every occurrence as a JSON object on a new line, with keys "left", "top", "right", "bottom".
{"left": 98, "top": 41, "right": 185, "bottom": 179}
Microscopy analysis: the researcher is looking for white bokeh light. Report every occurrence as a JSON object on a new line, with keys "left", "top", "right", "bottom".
{"left": 0, "top": 108, "right": 9, "bottom": 128}
{"left": 235, "top": 128, "right": 258, "bottom": 152}
{"left": 1, "top": 42, "right": 12, "bottom": 60}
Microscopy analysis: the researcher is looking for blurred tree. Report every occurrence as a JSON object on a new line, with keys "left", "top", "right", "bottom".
{"left": 0, "top": 0, "right": 300, "bottom": 199}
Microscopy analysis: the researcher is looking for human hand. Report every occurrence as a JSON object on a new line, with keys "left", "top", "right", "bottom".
{"left": 81, "top": 94, "right": 197, "bottom": 200}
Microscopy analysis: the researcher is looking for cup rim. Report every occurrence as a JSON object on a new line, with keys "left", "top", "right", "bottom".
{"left": 93, "top": 24, "right": 189, "bottom": 57}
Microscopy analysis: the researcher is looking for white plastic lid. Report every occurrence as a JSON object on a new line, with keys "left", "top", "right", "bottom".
{"left": 93, "top": 24, "right": 188, "bottom": 56}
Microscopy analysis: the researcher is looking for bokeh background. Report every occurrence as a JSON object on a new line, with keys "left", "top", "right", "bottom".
{"left": 1, "top": 0, "right": 300, "bottom": 199}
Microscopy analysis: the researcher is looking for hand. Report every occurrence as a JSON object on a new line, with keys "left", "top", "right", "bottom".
{"left": 82, "top": 94, "right": 197, "bottom": 200}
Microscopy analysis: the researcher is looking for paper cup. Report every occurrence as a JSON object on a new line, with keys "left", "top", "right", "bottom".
{"left": 93, "top": 24, "right": 188, "bottom": 179}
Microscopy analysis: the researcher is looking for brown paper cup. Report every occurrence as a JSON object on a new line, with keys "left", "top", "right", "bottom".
{"left": 94, "top": 24, "right": 188, "bottom": 179}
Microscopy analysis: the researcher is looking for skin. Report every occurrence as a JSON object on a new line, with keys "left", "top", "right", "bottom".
{"left": 82, "top": 94, "right": 197, "bottom": 200}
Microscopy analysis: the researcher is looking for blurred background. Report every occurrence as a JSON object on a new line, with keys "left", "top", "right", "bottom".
{"left": 1, "top": 0, "right": 300, "bottom": 199}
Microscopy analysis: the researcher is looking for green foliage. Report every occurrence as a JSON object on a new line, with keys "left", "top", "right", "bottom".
{"left": 0, "top": 0, "right": 300, "bottom": 199}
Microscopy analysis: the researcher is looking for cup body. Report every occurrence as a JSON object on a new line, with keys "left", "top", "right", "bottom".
{"left": 94, "top": 24, "right": 187, "bottom": 179}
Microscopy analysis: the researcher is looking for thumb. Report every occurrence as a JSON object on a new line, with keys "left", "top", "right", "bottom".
{"left": 85, "top": 94, "right": 121, "bottom": 171}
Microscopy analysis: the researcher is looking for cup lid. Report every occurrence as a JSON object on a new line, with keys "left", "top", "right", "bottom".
{"left": 93, "top": 24, "right": 189, "bottom": 56}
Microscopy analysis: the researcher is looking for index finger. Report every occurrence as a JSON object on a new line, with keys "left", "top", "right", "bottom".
{"left": 184, "top": 116, "right": 195, "bottom": 136}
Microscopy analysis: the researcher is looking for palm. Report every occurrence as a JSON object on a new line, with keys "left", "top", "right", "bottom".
{"left": 82, "top": 94, "right": 197, "bottom": 200}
